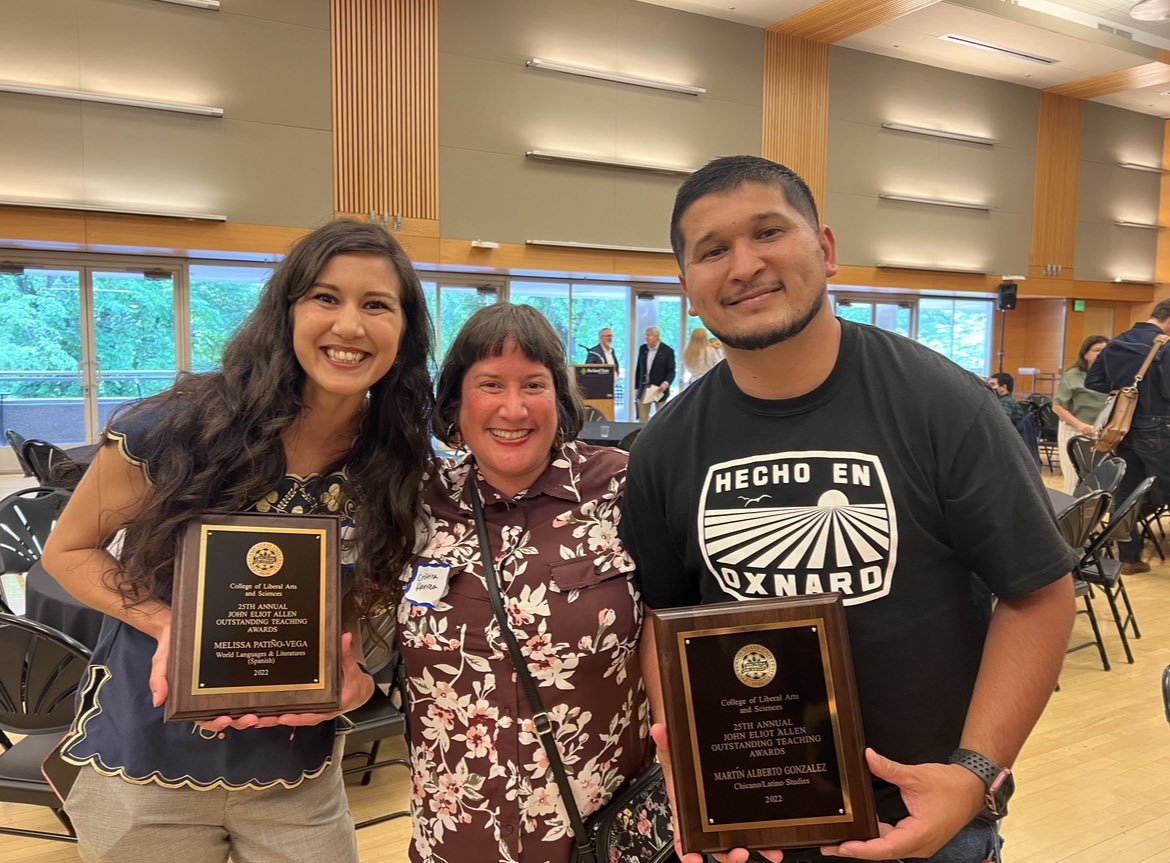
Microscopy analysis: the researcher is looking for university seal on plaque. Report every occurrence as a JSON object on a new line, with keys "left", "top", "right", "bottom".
{"left": 733, "top": 643, "right": 776, "bottom": 688}
{"left": 246, "top": 541, "right": 284, "bottom": 577}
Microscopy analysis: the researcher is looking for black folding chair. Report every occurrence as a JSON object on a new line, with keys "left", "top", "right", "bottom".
{"left": 0, "top": 614, "right": 91, "bottom": 842}
{"left": 1076, "top": 477, "right": 1157, "bottom": 665}
{"left": 1036, "top": 403, "right": 1060, "bottom": 473}
{"left": 1072, "top": 456, "right": 1126, "bottom": 505}
{"left": 4, "top": 429, "right": 34, "bottom": 478}
{"left": 0, "top": 487, "right": 72, "bottom": 576}
{"left": 1055, "top": 489, "right": 1113, "bottom": 671}
{"left": 20, "top": 440, "right": 85, "bottom": 491}
{"left": 1065, "top": 434, "right": 1105, "bottom": 486}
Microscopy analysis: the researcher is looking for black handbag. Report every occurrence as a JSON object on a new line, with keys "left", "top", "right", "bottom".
{"left": 469, "top": 477, "right": 675, "bottom": 863}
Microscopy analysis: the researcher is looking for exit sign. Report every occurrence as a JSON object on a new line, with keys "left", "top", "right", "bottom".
{"left": 1074, "top": 300, "right": 1085, "bottom": 311}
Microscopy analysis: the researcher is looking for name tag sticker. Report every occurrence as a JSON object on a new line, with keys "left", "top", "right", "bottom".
{"left": 405, "top": 562, "right": 452, "bottom": 608}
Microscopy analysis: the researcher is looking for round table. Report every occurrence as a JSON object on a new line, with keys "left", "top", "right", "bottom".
{"left": 25, "top": 560, "right": 105, "bottom": 649}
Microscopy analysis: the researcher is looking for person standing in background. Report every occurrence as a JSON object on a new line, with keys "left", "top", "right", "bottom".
{"left": 1053, "top": 335, "right": 1109, "bottom": 494}
{"left": 1087, "top": 301, "right": 1170, "bottom": 574}
{"left": 681, "top": 326, "right": 722, "bottom": 386}
{"left": 585, "top": 326, "right": 619, "bottom": 374}
{"left": 635, "top": 326, "right": 675, "bottom": 422}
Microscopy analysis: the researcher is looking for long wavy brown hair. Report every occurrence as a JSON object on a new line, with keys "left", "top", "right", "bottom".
{"left": 109, "top": 220, "right": 435, "bottom": 612}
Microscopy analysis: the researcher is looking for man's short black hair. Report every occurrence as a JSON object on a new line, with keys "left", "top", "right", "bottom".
{"left": 670, "top": 155, "right": 820, "bottom": 269}
{"left": 1152, "top": 299, "right": 1170, "bottom": 321}
{"left": 991, "top": 372, "right": 1014, "bottom": 394}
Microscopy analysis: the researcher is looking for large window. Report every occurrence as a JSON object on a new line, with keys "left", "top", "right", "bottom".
{"left": 189, "top": 264, "right": 271, "bottom": 372}
{"left": 830, "top": 291, "right": 993, "bottom": 376}
{"left": 421, "top": 281, "right": 500, "bottom": 373}
{"left": 916, "top": 298, "right": 994, "bottom": 376}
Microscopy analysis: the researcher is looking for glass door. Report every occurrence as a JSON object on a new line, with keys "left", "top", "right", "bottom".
{"left": 633, "top": 291, "right": 686, "bottom": 421}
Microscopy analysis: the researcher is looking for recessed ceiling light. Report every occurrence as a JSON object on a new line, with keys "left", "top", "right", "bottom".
{"left": 939, "top": 33, "right": 1058, "bottom": 65}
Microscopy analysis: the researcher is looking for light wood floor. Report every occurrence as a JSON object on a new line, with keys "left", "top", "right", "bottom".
{"left": 4, "top": 469, "right": 1170, "bottom": 861}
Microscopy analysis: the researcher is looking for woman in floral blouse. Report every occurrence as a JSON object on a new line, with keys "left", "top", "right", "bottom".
{"left": 399, "top": 303, "right": 653, "bottom": 863}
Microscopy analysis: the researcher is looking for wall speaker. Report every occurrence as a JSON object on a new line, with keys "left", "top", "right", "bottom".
{"left": 997, "top": 282, "right": 1018, "bottom": 311}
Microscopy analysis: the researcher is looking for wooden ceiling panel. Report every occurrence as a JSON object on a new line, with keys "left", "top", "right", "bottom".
{"left": 770, "top": 0, "right": 942, "bottom": 43}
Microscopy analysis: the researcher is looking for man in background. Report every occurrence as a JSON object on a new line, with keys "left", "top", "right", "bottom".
{"left": 634, "top": 326, "right": 675, "bottom": 422}
{"left": 1086, "top": 300, "right": 1170, "bottom": 574}
{"left": 585, "top": 326, "right": 619, "bottom": 373}
{"left": 989, "top": 372, "right": 1024, "bottom": 424}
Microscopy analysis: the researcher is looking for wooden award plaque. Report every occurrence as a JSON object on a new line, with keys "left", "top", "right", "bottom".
{"left": 165, "top": 513, "right": 341, "bottom": 722}
{"left": 650, "top": 593, "right": 877, "bottom": 854}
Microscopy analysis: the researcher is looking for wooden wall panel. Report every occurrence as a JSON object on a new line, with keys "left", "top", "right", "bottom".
{"left": 763, "top": 33, "right": 830, "bottom": 214}
{"left": 771, "top": 0, "right": 941, "bottom": 42}
{"left": 332, "top": 0, "right": 438, "bottom": 220}
{"left": 1030, "top": 93, "right": 1083, "bottom": 279}
{"left": 1157, "top": 117, "right": 1170, "bottom": 306}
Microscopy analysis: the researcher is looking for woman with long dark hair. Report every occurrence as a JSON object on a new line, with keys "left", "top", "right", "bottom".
{"left": 43, "top": 220, "right": 435, "bottom": 862}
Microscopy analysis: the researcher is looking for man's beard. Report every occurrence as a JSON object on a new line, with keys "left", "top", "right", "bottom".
{"left": 706, "top": 288, "right": 826, "bottom": 351}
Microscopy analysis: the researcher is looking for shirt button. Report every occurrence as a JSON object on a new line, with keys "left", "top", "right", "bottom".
{"left": 503, "top": 824, "right": 515, "bottom": 835}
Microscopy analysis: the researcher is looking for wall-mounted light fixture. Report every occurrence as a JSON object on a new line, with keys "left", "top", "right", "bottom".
{"left": 876, "top": 262, "right": 988, "bottom": 276}
{"left": 1115, "top": 220, "right": 1164, "bottom": 229}
{"left": 526, "top": 58, "right": 705, "bottom": 95}
{"left": 1113, "top": 277, "right": 1155, "bottom": 284}
{"left": 470, "top": 240, "right": 500, "bottom": 249}
{"left": 0, "top": 81, "right": 223, "bottom": 116}
{"left": 879, "top": 193, "right": 991, "bottom": 212}
{"left": 1117, "top": 162, "right": 1168, "bottom": 173}
{"left": 880, "top": 122, "right": 995, "bottom": 146}
{"left": 526, "top": 149, "right": 694, "bottom": 176}
{"left": 527, "top": 240, "right": 673, "bottom": 254}
{"left": 153, "top": 0, "right": 220, "bottom": 9}
{"left": 0, "top": 198, "right": 226, "bottom": 221}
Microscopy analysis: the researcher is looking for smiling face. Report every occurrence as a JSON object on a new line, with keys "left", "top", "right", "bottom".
{"left": 292, "top": 252, "right": 404, "bottom": 411}
{"left": 677, "top": 181, "right": 837, "bottom": 352}
{"left": 459, "top": 341, "right": 559, "bottom": 497}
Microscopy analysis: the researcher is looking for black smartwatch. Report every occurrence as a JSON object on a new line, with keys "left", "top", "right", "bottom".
{"left": 948, "top": 748, "right": 1014, "bottom": 821}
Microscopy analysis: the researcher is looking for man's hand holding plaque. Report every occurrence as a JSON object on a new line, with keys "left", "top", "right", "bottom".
{"left": 648, "top": 593, "right": 878, "bottom": 857}
{"left": 164, "top": 513, "right": 342, "bottom": 723}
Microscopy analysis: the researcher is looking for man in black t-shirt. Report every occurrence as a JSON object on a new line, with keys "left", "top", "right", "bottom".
{"left": 622, "top": 156, "right": 1077, "bottom": 863}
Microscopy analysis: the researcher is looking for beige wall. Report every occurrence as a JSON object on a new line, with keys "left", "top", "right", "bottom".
{"left": 1076, "top": 102, "right": 1164, "bottom": 284}
{"left": 437, "top": 0, "right": 763, "bottom": 249}
{"left": 0, "top": 0, "right": 332, "bottom": 229}
{"left": 826, "top": 47, "right": 1039, "bottom": 278}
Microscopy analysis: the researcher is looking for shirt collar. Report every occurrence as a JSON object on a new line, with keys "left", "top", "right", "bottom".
{"left": 451, "top": 441, "right": 585, "bottom": 510}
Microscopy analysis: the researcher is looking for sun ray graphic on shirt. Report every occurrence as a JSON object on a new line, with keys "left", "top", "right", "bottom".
{"left": 703, "top": 489, "right": 890, "bottom": 570}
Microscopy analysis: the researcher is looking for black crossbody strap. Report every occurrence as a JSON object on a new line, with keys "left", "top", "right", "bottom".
{"left": 469, "top": 476, "right": 596, "bottom": 863}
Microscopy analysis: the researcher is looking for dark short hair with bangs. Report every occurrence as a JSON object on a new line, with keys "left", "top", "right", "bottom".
{"left": 433, "top": 303, "right": 586, "bottom": 446}
{"left": 670, "top": 155, "right": 820, "bottom": 269}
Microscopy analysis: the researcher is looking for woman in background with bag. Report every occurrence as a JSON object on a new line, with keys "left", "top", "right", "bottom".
{"left": 1053, "top": 334, "right": 1109, "bottom": 493}
{"left": 397, "top": 303, "right": 667, "bottom": 863}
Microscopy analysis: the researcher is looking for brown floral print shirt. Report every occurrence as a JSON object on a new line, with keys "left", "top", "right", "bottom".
{"left": 397, "top": 442, "right": 651, "bottom": 863}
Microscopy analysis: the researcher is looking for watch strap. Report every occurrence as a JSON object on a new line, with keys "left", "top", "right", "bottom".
{"left": 949, "top": 748, "right": 1012, "bottom": 819}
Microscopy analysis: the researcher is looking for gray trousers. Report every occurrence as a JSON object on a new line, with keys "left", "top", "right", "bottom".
{"left": 65, "top": 741, "right": 358, "bottom": 863}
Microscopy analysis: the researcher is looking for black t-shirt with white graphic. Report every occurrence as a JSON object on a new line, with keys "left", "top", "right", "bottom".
{"left": 623, "top": 320, "right": 1077, "bottom": 825}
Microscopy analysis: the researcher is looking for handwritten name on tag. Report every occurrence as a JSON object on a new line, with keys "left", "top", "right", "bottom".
{"left": 405, "top": 562, "right": 452, "bottom": 607}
